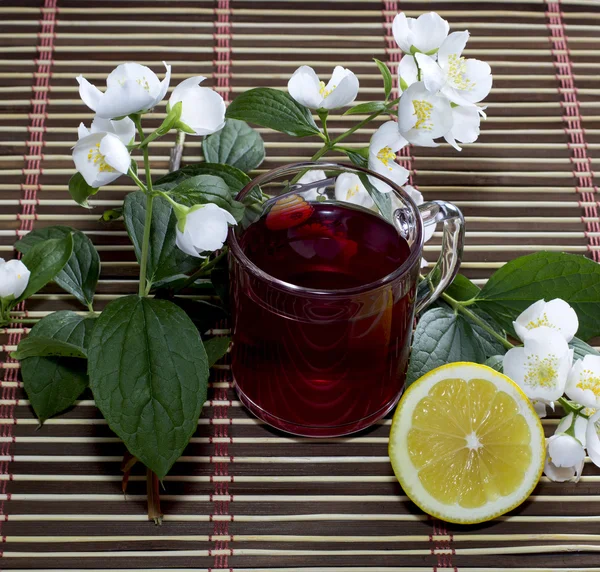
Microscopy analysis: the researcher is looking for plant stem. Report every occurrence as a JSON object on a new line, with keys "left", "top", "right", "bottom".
{"left": 132, "top": 115, "right": 155, "bottom": 297}
{"left": 129, "top": 167, "right": 147, "bottom": 193}
{"left": 441, "top": 292, "right": 516, "bottom": 350}
{"left": 557, "top": 396, "right": 590, "bottom": 419}
{"left": 176, "top": 249, "right": 228, "bottom": 292}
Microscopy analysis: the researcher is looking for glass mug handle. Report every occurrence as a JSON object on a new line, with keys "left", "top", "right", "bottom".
{"left": 415, "top": 200, "right": 465, "bottom": 313}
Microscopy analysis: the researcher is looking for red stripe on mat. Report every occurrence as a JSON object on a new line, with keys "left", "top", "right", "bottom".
{"left": 382, "top": 3, "right": 454, "bottom": 570}
{"left": 0, "top": 0, "right": 56, "bottom": 549}
{"left": 545, "top": 0, "right": 600, "bottom": 261}
{"left": 214, "top": 0, "right": 232, "bottom": 103}
{"left": 210, "top": 3, "right": 233, "bottom": 568}
{"left": 383, "top": 1, "right": 414, "bottom": 185}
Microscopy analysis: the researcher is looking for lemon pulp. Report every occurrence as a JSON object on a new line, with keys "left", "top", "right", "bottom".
{"left": 408, "top": 378, "right": 532, "bottom": 509}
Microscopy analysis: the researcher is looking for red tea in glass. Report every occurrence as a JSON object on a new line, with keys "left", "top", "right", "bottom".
{"left": 229, "top": 163, "right": 464, "bottom": 437}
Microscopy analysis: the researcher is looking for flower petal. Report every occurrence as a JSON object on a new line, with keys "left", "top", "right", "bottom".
{"left": 321, "top": 68, "right": 359, "bottom": 110}
{"left": 412, "top": 12, "right": 450, "bottom": 54}
{"left": 106, "top": 62, "right": 160, "bottom": 94}
{"left": 566, "top": 355, "right": 600, "bottom": 409}
{"left": 153, "top": 61, "right": 171, "bottom": 106}
{"left": 370, "top": 120, "right": 408, "bottom": 153}
{"left": 438, "top": 31, "right": 470, "bottom": 69}
{"left": 287, "top": 65, "right": 323, "bottom": 109}
{"left": 170, "top": 78, "right": 226, "bottom": 136}
{"left": 533, "top": 400, "right": 548, "bottom": 418}
{"left": 99, "top": 133, "right": 131, "bottom": 175}
{"left": 514, "top": 298, "right": 579, "bottom": 342}
{"left": 457, "top": 59, "right": 492, "bottom": 103}
{"left": 443, "top": 105, "right": 481, "bottom": 151}
{"left": 548, "top": 434, "right": 586, "bottom": 467}
{"left": 334, "top": 173, "right": 374, "bottom": 208}
{"left": 91, "top": 116, "right": 136, "bottom": 145}
{"left": 392, "top": 13, "right": 415, "bottom": 53}
{"left": 76, "top": 76, "right": 103, "bottom": 112}
{"left": 368, "top": 153, "right": 410, "bottom": 193}
{"left": 77, "top": 122, "right": 90, "bottom": 140}
{"left": 586, "top": 411, "right": 600, "bottom": 468}
{"left": 504, "top": 326, "right": 572, "bottom": 402}
{"left": 398, "top": 55, "right": 419, "bottom": 93}
{"left": 415, "top": 53, "right": 446, "bottom": 93}
{"left": 95, "top": 79, "right": 156, "bottom": 119}
{"left": 544, "top": 457, "right": 580, "bottom": 482}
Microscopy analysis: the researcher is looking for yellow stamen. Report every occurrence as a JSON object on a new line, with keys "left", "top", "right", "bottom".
{"left": 524, "top": 354, "right": 559, "bottom": 389}
{"left": 577, "top": 369, "right": 600, "bottom": 397}
{"left": 346, "top": 184, "right": 361, "bottom": 199}
{"left": 377, "top": 146, "right": 396, "bottom": 171}
{"left": 319, "top": 80, "right": 336, "bottom": 98}
{"left": 136, "top": 76, "right": 150, "bottom": 92}
{"left": 412, "top": 100, "right": 434, "bottom": 131}
{"left": 87, "top": 141, "right": 116, "bottom": 174}
{"left": 447, "top": 54, "right": 475, "bottom": 91}
{"left": 526, "top": 313, "right": 552, "bottom": 330}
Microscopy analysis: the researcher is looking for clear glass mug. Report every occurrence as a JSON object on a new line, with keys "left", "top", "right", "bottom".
{"left": 228, "top": 163, "right": 464, "bottom": 437}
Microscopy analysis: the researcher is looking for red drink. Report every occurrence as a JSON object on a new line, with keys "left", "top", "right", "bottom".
{"left": 230, "top": 202, "right": 419, "bottom": 437}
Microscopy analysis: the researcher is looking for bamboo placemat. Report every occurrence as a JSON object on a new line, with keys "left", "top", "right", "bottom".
{"left": 1, "top": 0, "right": 600, "bottom": 570}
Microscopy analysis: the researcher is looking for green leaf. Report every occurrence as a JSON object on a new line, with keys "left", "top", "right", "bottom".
{"left": 87, "top": 296, "right": 209, "bottom": 479}
{"left": 484, "top": 355, "right": 504, "bottom": 373}
{"left": 12, "top": 336, "right": 87, "bottom": 360}
{"left": 406, "top": 307, "right": 486, "bottom": 385}
{"left": 20, "top": 311, "right": 95, "bottom": 421}
{"left": 154, "top": 163, "right": 250, "bottom": 195}
{"left": 374, "top": 58, "right": 393, "bottom": 100}
{"left": 167, "top": 297, "right": 227, "bottom": 334}
{"left": 203, "top": 119, "right": 265, "bottom": 173}
{"left": 569, "top": 336, "right": 600, "bottom": 361}
{"left": 475, "top": 252, "right": 600, "bottom": 341}
{"left": 100, "top": 207, "right": 123, "bottom": 222}
{"left": 204, "top": 336, "right": 231, "bottom": 367}
{"left": 168, "top": 174, "right": 245, "bottom": 222}
{"left": 445, "top": 274, "right": 480, "bottom": 302}
{"left": 345, "top": 147, "right": 369, "bottom": 169}
{"left": 226, "top": 87, "right": 321, "bottom": 138}
{"left": 18, "top": 234, "right": 73, "bottom": 302}
{"left": 123, "top": 192, "right": 202, "bottom": 286}
{"left": 358, "top": 173, "right": 391, "bottom": 221}
{"left": 399, "top": 77, "right": 409, "bottom": 92}
{"left": 240, "top": 185, "right": 265, "bottom": 229}
{"left": 68, "top": 173, "right": 98, "bottom": 209}
{"left": 16, "top": 226, "right": 100, "bottom": 308}
{"left": 343, "top": 101, "right": 386, "bottom": 116}
{"left": 469, "top": 309, "right": 508, "bottom": 358}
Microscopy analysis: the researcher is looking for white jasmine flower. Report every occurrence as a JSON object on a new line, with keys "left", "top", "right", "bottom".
{"left": 77, "top": 116, "right": 136, "bottom": 146}
{"left": 503, "top": 326, "right": 573, "bottom": 403}
{"left": 77, "top": 62, "right": 171, "bottom": 119}
{"left": 397, "top": 82, "right": 453, "bottom": 147}
{"left": 368, "top": 121, "right": 409, "bottom": 193}
{"left": 288, "top": 66, "right": 359, "bottom": 110}
{"left": 544, "top": 413, "right": 587, "bottom": 482}
{"left": 513, "top": 299, "right": 579, "bottom": 343}
{"left": 0, "top": 258, "right": 30, "bottom": 300}
{"left": 168, "top": 76, "right": 226, "bottom": 136}
{"left": 334, "top": 173, "right": 374, "bottom": 209}
{"left": 175, "top": 203, "right": 237, "bottom": 258}
{"left": 72, "top": 132, "right": 131, "bottom": 188}
{"left": 392, "top": 12, "right": 450, "bottom": 55}
{"left": 566, "top": 355, "right": 600, "bottom": 409}
{"left": 415, "top": 32, "right": 492, "bottom": 107}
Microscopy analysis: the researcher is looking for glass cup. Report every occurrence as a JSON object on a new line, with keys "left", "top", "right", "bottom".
{"left": 228, "top": 162, "right": 464, "bottom": 437}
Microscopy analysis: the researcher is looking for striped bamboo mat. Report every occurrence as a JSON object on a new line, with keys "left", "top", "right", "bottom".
{"left": 1, "top": 0, "right": 600, "bottom": 570}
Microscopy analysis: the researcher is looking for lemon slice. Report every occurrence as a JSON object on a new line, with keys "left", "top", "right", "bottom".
{"left": 389, "top": 362, "right": 545, "bottom": 524}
